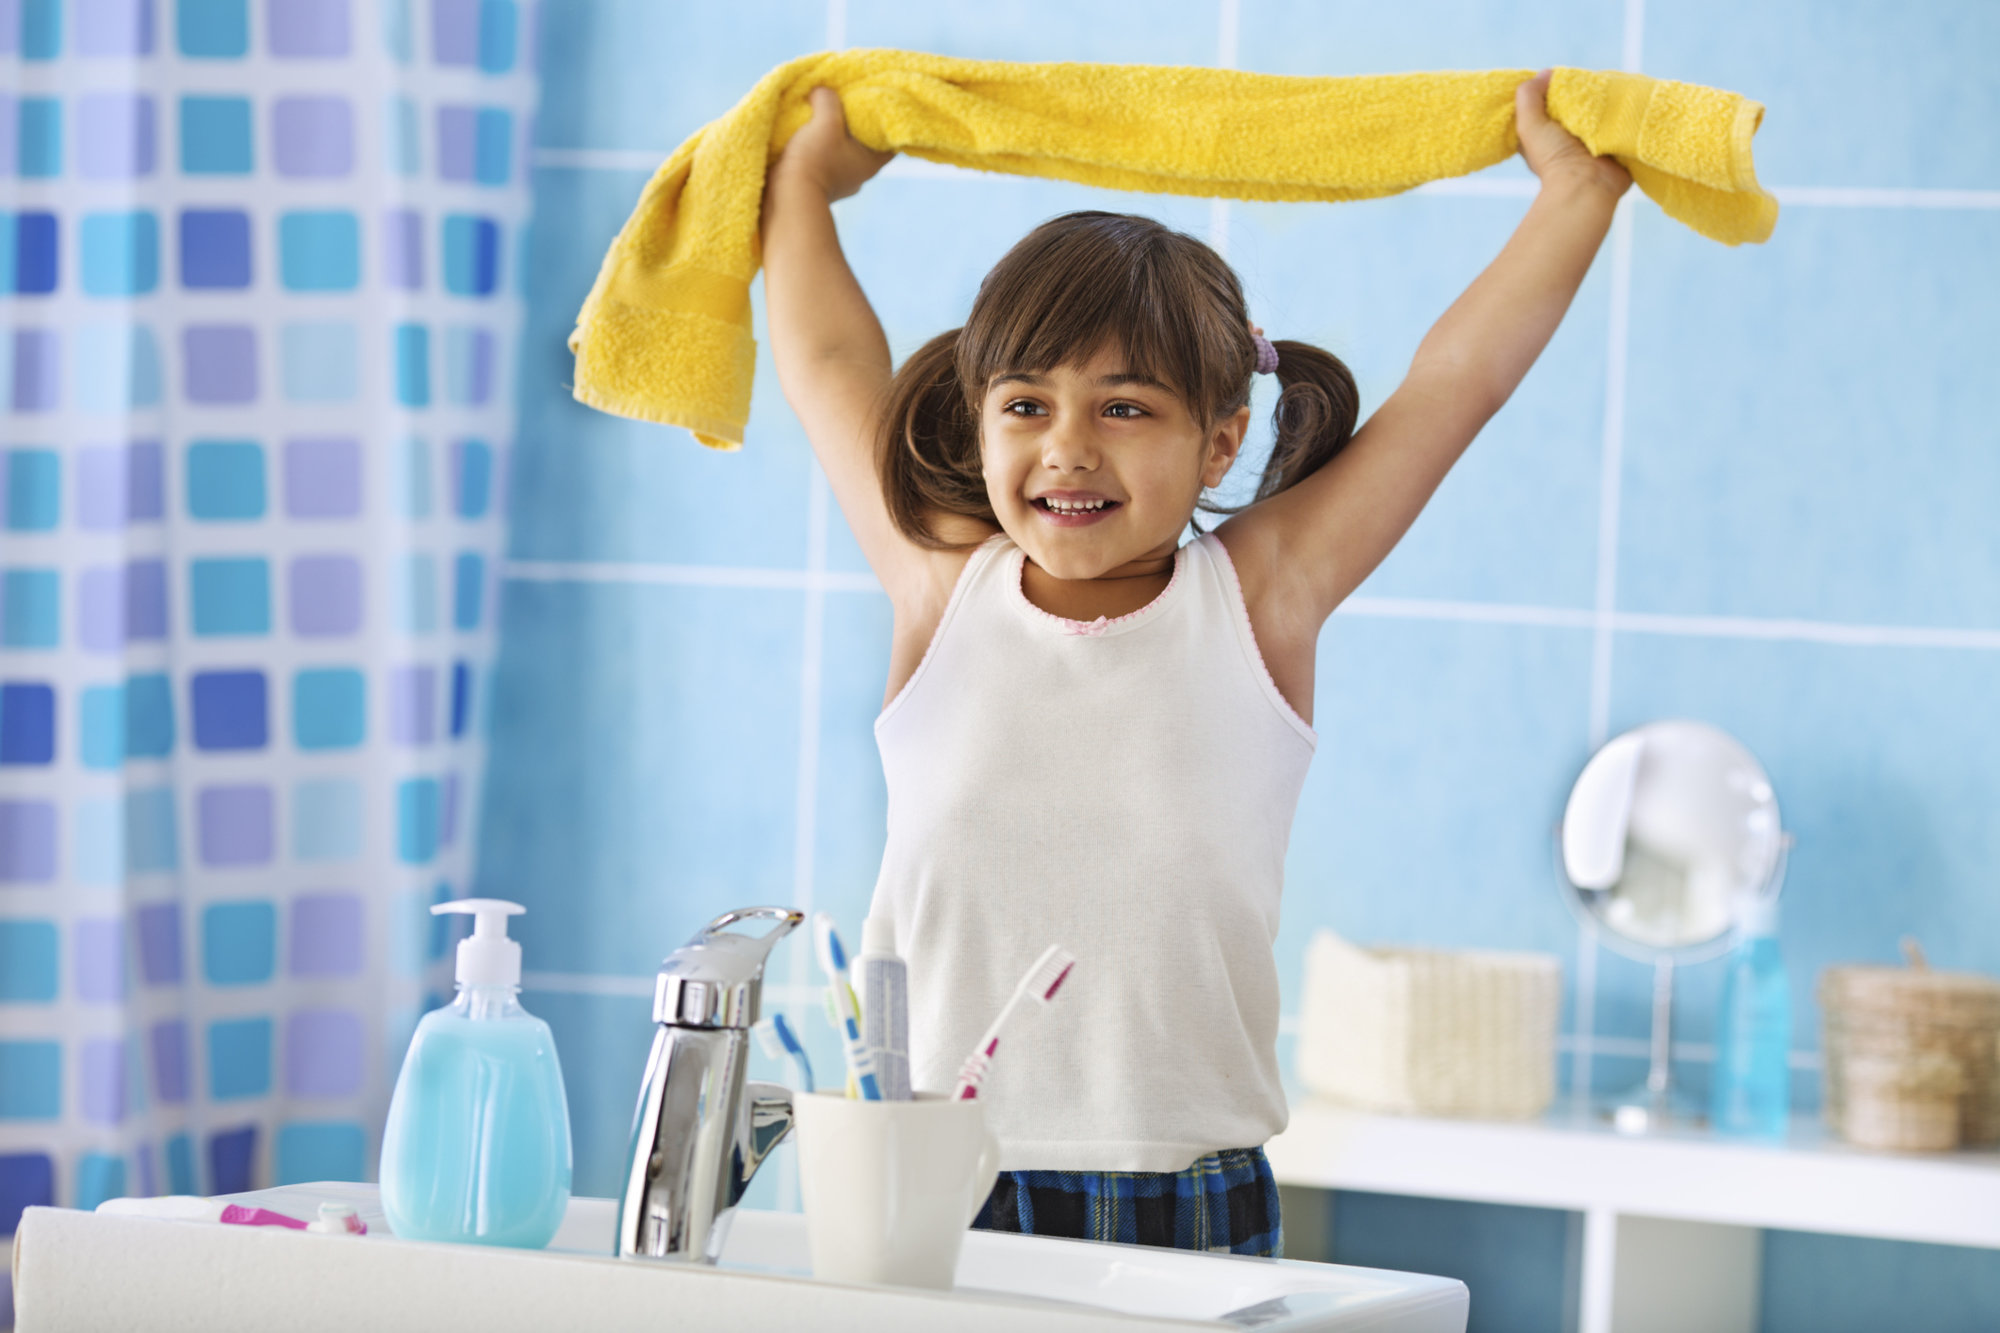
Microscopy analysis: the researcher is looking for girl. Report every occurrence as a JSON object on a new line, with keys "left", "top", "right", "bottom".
{"left": 762, "top": 72, "right": 1631, "bottom": 1256}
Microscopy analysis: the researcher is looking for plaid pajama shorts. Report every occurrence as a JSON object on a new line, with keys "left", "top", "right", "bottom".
{"left": 971, "top": 1145, "right": 1282, "bottom": 1257}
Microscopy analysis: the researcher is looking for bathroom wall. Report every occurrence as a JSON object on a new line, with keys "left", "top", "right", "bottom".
{"left": 478, "top": 2, "right": 2000, "bottom": 1329}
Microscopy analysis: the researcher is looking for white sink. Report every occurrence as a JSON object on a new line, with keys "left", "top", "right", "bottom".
{"left": 14, "top": 1182, "right": 1465, "bottom": 1332}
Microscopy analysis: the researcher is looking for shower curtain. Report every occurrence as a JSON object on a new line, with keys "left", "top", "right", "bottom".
{"left": 0, "top": 0, "right": 534, "bottom": 1271}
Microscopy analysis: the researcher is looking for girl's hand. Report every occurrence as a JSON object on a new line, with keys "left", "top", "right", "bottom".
{"left": 1514, "top": 70, "right": 1632, "bottom": 200}
{"left": 772, "top": 87, "right": 894, "bottom": 201}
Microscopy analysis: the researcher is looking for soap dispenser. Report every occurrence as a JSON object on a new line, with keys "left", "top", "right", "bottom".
{"left": 1709, "top": 893, "right": 1792, "bottom": 1138}
{"left": 380, "top": 899, "right": 573, "bottom": 1247}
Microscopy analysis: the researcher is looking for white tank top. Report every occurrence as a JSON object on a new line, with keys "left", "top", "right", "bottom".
{"left": 869, "top": 532, "right": 1316, "bottom": 1172}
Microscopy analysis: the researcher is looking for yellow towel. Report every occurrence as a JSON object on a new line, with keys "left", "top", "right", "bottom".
{"left": 569, "top": 49, "right": 1776, "bottom": 449}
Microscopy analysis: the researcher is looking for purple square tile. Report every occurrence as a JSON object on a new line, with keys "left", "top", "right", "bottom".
{"left": 127, "top": 441, "right": 164, "bottom": 519}
{"left": 81, "top": 1038, "right": 128, "bottom": 1125}
{"left": 272, "top": 97, "right": 353, "bottom": 178}
{"left": 266, "top": 0, "right": 348, "bottom": 57}
{"left": 197, "top": 784, "right": 273, "bottom": 867}
{"left": 136, "top": 1141, "right": 156, "bottom": 1197}
{"left": 445, "top": 327, "right": 494, "bottom": 406}
{"left": 150, "top": 1020, "right": 189, "bottom": 1103}
{"left": 12, "top": 330, "right": 61, "bottom": 412}
{"left": 77, "top": 446, "right": 125, "bottom": 531}
{"left": 0, "top": 4, "right": 15, "bottom": 59}
{"left": 126, "top": 559, "right": 168, "bottom": 639}
{"left": 78, "top": 565, "right": 126, "bottom": 653}
{"left": 77, "top": 0, "right": 154, "bottom": 55}
{"left": 74, "top": 918, "right": 127, "bottom": 1002}
{"left": 431, "top": 0, "right": 478, "bottom": 65}
{"left": 289, "top": 555, "right": 363, "bottom": 636}
{"left": 289, "top": 893, "right": 363, "bottom": 977}
{"left": 283, "top": 437, "right": 362, "bottom": 519}
{"left": 77, "top": 94, "right": 156, "bottom": 178}
{"left": 137, "top": 902, "right": 183, "bottom": 985}
{"left": 382, "top": 209, "right": 423, "bottom": 290}
{"left": 0, "top": 96, "right": 18, "bottom": 176}
{"left": 0, "top": 801, "right": 58, "bottom": 881}
{"left": 388, "top": 665, "right": 436, "bottom": 745}
{"left": 182, "top": 325, "right": 259, "bottom": 405}
{"left": 435, "top": 105, "right": 477, "bottom": 181}
{"left": 285, "top": 1008, "right": 363, "bottom": 1097}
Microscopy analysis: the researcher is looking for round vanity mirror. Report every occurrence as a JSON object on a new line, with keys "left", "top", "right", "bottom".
{"left": 1557, "top": 720, "right": 1790, "bottom": 1132}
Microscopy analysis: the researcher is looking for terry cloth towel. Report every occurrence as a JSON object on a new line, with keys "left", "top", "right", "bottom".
{"left": 569, "top": 49, "right": 1778, "bottom": 449}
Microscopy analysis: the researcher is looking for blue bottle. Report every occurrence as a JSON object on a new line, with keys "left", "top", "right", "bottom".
{"left": 1710, "top": 895, "right": 1792, "bottom": 1138}
{"left": 380, "top": 899, "right": 572, "bottom": 1247}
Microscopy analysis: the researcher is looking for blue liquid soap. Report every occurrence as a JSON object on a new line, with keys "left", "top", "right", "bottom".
{"left": 380, "top": 900, "right": 572, "bottom": 1247}
{"left": 1710, "top": 896, "right": 1792, "bottom": 1138}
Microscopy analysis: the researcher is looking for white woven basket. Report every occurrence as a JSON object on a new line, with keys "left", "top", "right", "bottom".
{"left": 1296, "top": 929, "right": 1562, "bottom": 1119}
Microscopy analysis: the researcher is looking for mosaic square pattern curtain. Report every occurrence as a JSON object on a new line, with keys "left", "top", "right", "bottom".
{"left": 0, "top": 0, "right": 534, "bottom": 1262}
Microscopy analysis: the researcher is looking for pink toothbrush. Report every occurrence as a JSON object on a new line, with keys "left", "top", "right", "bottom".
{"left": 953, "top": 944, "right": 1075, "bottom": 1100}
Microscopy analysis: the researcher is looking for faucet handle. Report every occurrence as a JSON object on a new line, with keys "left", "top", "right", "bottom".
{"left": 654, "top": 907, "right": 803, "bottom": 1030}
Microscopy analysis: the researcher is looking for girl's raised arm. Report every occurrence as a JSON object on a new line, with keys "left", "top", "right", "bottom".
{"left": 762, "top": 88, "right": 940, "bottom": 605}
{"left": 1228, "top": 71, "right": 1632, "bottom": 629}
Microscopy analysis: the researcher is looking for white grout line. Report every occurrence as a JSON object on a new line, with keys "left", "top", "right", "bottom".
{"left": 824, "top": 0, "right": 846, "bottom": 49}
{"left": 1587, "top": 195, "right": 1635, "bottom": 753}
{"left": 529, "top": 147, "right": 664, "bottom": 172}
{"left": 1772, "top": 185, "right": 2000, "bottom": 209}
{"left": 505, "top": 559, "right": 2000, "bottom": 650}
{"left": 786, "top": 466, "right": 830, "bottom": 1039}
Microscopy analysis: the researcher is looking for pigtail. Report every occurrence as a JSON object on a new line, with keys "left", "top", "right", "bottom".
{"left": 1255, "top": 341, "right": 1361, "bottom": 502}
{"left": 875, "top": 330, "right": 994, "bottom": 549}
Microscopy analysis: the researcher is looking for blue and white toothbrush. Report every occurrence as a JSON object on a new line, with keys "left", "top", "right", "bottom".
{"left": 813, "top": 913, "right": 882, "bottom": 1101}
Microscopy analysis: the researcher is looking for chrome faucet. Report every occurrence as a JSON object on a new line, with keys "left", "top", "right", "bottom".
{"left": 616, "top": 906, "right": 804, "bottom": 1263}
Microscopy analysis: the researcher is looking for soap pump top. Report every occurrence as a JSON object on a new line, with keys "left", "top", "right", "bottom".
{"left": 434, "top": 898, "right": 525, "bottom": 988}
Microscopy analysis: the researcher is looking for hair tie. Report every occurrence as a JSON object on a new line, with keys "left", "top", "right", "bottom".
{"left": 1252, "top": 332, "right": 1279, "bottom": 376}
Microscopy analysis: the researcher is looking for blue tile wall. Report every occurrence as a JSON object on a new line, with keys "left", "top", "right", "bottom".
{"left": 481, "top": 1, "right": 2000, "bottom": 1322}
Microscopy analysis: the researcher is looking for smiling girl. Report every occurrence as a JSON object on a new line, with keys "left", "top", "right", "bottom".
{"left": 761, "top": 73, "right": 1630, "bottom": 1255}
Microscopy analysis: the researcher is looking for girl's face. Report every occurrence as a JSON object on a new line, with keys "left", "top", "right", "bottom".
{"left": 979, "top": 344, "right": 1249, "bottom": 580}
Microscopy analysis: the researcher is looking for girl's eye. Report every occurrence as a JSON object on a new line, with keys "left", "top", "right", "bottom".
{"left": 1002, "top": 399, "right": 1045, "bottom": 417}
{"left": 1105, "top": 402, "right": 1146, "bottom": 419}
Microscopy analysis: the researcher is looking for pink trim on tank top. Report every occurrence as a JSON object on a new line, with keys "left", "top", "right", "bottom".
{"left": 1009, "top": 543, "right": 1187, "bottom": 637}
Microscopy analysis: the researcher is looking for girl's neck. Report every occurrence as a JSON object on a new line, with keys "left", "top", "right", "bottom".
{"left": 1020, "top": 547, "right": 1178, "bottom": 622}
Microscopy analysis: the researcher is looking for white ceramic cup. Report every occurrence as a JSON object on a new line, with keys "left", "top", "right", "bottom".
{"left": 793, "top": 1090, "right": 1002, "bottom": 1289}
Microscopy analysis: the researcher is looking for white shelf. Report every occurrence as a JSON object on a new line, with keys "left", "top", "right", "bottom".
{"left": 1268, "top": 1099, "right": 2000, "bottom": 1251}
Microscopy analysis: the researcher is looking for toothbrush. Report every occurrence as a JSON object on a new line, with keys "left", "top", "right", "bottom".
{"left": 813, "top": 913, "right": 882, "bottom": 1101}
{"left": 753, "top": 1011, "right": 815, "bottom": 1093}
{"left": 953, "top": 944, "right": 1076, "bottom": 1101}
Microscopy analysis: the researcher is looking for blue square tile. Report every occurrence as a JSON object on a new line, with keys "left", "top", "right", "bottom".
{"left": 293, "top": 667, "right": 365, "bottom": 750}
{"left": 123, "top": 787, "right": 178, "bottom": 872}
{"left": 73, "top": 1152, "right": 126, "bottom": 1211}
{"left": 0, "top": 921, "right": 59, "bottom": 1002}
{"left": 176, "top": 0, "right": 245, "bottom": 56}
{"left": 17, "top": 99, "right": 61, "bottom": 176}
{"left": 518, "top": 990, "right": 657, "bottom": 1198}
{"left": 396, "top": 776, "right": 440, "bottom": 863}
{"left": 1620, "top": 206, "right": 2000, "bottom": 629}
{"left": 190, "top": 668, "right": 267, "bottom": 750}
{"left": 476, "top": 581, "right": 804, "bottom": 974}
{"left": 452, "top": 552, "right": 483, "bottom": 630}
{"left": 1277, "top": 615, "right": 1593, "bottom": 1028}
{"left": 179, "top": 95, "right": 253, "bottom": 173}
{"left": 473, "top": 106, "right": 511, "bottom": 184}
{"left": 80, "top": 210, "right": 159, "bottom": 296}
{"left": 1646, "top": 0, "right": 2000, "bottom": 191}
{"left": 202, "top": 901, "right": 276, "bottom": 985}
{"left": 5, "top": 449, "right": 60, "bottom": 529}
{"left": 389, "top": 95, "right": 421, "bottom": 176}
{"left": 164, "top": 1133, "right": 194, "bottom": 1192}
{"left": 2, "top": 570, "right": 61, "bottom": 647}
{"left": 124, "top": 671, "right": 173, "bottom": 757}
{"left": 205, "top": 1018, "right": 271, "bottom": 1099}
{"left": 276, "top": 1122, "right": 366, "bottom": 1184}
{"left": 185, "top": 439, "right": 266, "bottom": 520}
{"left": 294, "top": 777, "right": 362, "bottom": 861}
{"left": 280, "top": 322, "right": 358, "bottom": 402}
{"left": 1236, "top": 0, "right": 1619, "bottom": 77}
{"left": 5, "top": 210, "right": 58, "bottom": 294}
{"left": 179, "top": 208, "right": 253, "bottom": 288}
{"left": 394, "top": 323, "right": 429, "bottom": 406}
{"left": 814, "top": 592, "right": 895, "bottom": 929}
{"left": 449, "top": 659, "right": 471, "bottom": 737}
{"left": 452, "top": 438, "right": 491, "bottom": 517}
{"left": 396, "top": 553, "right": 437, "bottom": 633}
{"left": 0, "top": 1042, "right": 61, "bottom": 1117}
{"left": 72, "top": 324, "right": 162, "bottom": 411}
{"left": 849, "top": 0, "right": 1221, "bottom": 64}
{"left": 441, "top": 214, "right": 499, "bottom": 296}
{"left": 20, "top": 0, "right": 59, "bottom": 59}
{"left": 189, "top": 557, "right": 271, "bottom": 635}
{"left": 278, "top": 210, "right": 359, "bottom": 291}
{"left": 79, "top": 682, "right": 124, "bottom": 768}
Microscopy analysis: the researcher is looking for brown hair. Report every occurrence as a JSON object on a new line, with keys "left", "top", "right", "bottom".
{"left": 877, "top": 211, "right": 1361, "bottom": 548}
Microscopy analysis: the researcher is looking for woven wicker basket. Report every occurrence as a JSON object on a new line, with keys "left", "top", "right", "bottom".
{"left": 1296, "top": 929, "right": 1561, "bottom": 1119}
{"left": 1820, "top": 952, "right": 2000, "bottom": 1152}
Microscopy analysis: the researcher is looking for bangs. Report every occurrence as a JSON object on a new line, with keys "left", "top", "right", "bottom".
{"left": 955, "top": 212, "right": 1250, "bottom": 423}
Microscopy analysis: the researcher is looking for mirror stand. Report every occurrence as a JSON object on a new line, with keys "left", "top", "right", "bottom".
{"left": 1601, "top": 955, "right": 1706, "bottom": 1134}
